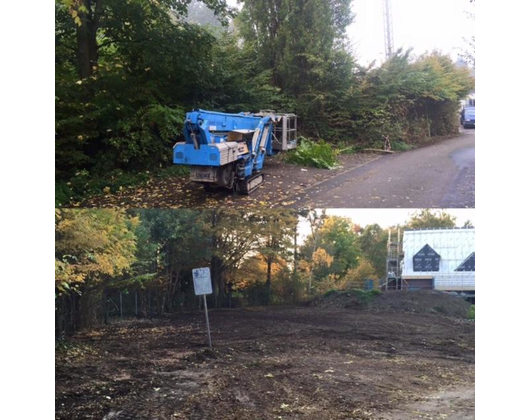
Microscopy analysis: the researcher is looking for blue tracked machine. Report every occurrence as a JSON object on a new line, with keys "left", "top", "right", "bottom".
{"left": 173, "top": 109, "right": 297, "bottom": 194}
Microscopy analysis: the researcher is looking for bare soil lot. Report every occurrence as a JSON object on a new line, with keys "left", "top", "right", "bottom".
{"left": 56, "top": 305, "right": 474, "bottom": 419}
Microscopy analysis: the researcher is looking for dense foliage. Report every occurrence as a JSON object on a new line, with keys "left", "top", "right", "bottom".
{"left": 56, "top": 208, "right": 470, "bottom": 334}
{"left": 56, "top": 0, "right": 474, "bottom": 204}
{"left": 284, "top": 138, "right": 339, "bottom": 169}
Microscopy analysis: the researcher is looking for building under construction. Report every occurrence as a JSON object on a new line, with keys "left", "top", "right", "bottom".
{"left": 385, "top": 228, "right": 475, "bottom": 301}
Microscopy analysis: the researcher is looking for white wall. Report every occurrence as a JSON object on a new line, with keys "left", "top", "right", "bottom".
{"left": 402, "top": 229, "right": 475, "bottom": 291}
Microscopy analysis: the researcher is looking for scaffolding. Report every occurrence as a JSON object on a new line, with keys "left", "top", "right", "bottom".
{"left": 385, "top": 228, "right": 402, "bottom": 290}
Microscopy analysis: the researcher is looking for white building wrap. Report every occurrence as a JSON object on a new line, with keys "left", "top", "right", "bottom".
{"left": 402, "top": 229, "right": 475, "bottom": 292}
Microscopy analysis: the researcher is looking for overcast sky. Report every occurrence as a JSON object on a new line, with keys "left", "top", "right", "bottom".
{"left": 298, "top": 209, "right": 475, "bottom": 241}
{"left": 323, "top": 208, "right": 474, "bottom": 227}
{"left": 348, "top": 0, "right": 475, "bottom": 65}
{"left": 226, "top": 0, "right": 475, "bottom": 66}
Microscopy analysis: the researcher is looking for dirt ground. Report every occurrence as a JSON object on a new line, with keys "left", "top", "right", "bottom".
{"left": 315, "top": 290, "right": 473, "bottom": 319}
{"left": 78, "top": 153, "right": 380, "bottom": 209}
{"left": 56, "top": 306, "right": 475, "bottom": 419}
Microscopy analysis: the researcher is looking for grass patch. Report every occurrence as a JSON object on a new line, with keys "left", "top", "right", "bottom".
{"left": 467, "top": 305, "right": 475, "bottom": 320}
{"left": 352, "top": 289, "right": 381, "bottom": 306}
{"left": 285, "top": 137, "right": 339, "bottom": 169}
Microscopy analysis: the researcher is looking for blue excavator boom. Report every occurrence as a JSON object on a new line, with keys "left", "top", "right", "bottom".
{"left": 173, "top": 109, "right": 297, "bottom": 194}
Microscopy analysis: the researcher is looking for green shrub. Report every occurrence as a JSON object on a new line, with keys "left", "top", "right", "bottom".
{"left": 335, "top": 141, "right": 361, "bottom": 155}
{"left": 55, "top": 181, "right": 73, "bottom": 207}
{"left": 352, "top": 289, "right": 381, "bottom": 306}
{"left": 323, "top": 289, "right": 340, "bottom": 298}
{"left": 467, "top": 305, "right": 475, "bottom": 320}
{"left": 390, "top": 141, "right": 413, "bottom": 151}
{"left": 285, "top": 137, "right": 339, "bottom": 169}
{"left": 244, "top": 283, "right": 270, "bottom": 306}
{"left": 321, "top": 289, "right": 380, "bottom": 305}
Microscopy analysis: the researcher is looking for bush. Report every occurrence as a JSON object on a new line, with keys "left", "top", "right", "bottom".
{"left": 285, "top": 137, "right": 339, "bottom": 169}
{"left": 390, "top": 141, "right": 413, "bottom": 151}
{"left": 323, "top": 289, "right": 340, "bottom": 298}
{"left": 318, "top": 288, "right": 381, "bottom": 307}
{"left": 273, "top": 270, "right": 305, "bottom": 304}
{"left": 352, "top": 289, "right": 381, "bottom": 306}
{"left": 467, "top": 305, "right": 475, "bottom": 320}
{"left": 55, "top": 181, "right": 73, "bottom": 207}
{"left": 343, "top": 258, "right": 377, "bottom": 290}
{"left": 244, "top": 282, "right": 270, "bottom": 306}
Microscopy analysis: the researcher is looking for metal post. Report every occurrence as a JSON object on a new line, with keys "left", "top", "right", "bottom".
{"left": 397, "top": 228, "right": 401, "bottom": 290}
{"left": 203, "top": 295, "right": 212, "bottom": 349}
{"left": 283, "top": 115, "right": 287, "bottom": 150}
{"left": 119, "top": 292, "right": 123, "bottom": 319}
{"left": 135, "top": 291, "right": 138, "bottom": 316}
{"left": 383, "top": 0, "right": 394, "bottom": 60}
{"left": 105, "top": 294, "right": 109, "bottom": 325}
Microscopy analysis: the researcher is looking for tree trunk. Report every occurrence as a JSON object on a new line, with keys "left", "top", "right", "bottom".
{"left": 210, "top": 255, "right": 226, "bottom": 308}
{"left": 104, "top": 290, "right": 109, "bottom": 325}
{"left": 266, "top": 257, "right": 273, "bottom": 305}
{"left": 76, "top": 23, "right": 97, "bottom": 78}
{"left": 293, "top": 224, "right": 298, "bottom": 277}
{"left": 55, "top": 296, "right": 60, "bottom": 337}
{"left": 75, "top": 0, "right": 102, "bottom": 79}
{"left": 78, "top": 286, "right": 102, "bottom": 330}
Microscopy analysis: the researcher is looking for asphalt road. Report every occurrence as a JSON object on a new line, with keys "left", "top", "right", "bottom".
{"left": 298, "top": 129, "right": 475, "bottom": 208}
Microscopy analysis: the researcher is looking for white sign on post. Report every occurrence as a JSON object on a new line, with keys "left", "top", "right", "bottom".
{"left": 192, "top": 267, "right": 213, "bottom": 296}
{"left": 192, "top": 267, "right": 213, "bottom": 348}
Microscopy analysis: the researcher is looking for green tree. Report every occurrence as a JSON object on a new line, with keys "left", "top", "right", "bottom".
{"left": 201, "top": 209, "right": 275, "bottom": 307}
{"left": 357, "top": 224, "right": 387, "bottom": 278}
{"left": 55, "top": 0, "right": 233, "bottom": 204}
{"left": 405, "top": 209, "right": 457, "bottom": 229}
{"left": 462, "top": 220, "right": 474, "bottom": 228}
{"left": 300, "top": 215, "right": 360, "bottom": 289}
{"left": 59, "top": 0, "right": 232, "bottom": 79}
{"left": 237, "top": 0, "right": 355, "bottom": 137}
{"left": 255, "top": 210, "right": 297, "bottom": 304}
{"left": 352, "top": 50, "right": 474, "bottom": 146}
{"left": 318, "top": 216, "right": 361, "bottom": 276}
{"left": 130, "top": 209, "right": 209, "bottom": 314}
{"left": 301, "top": 209, "right": 327, "bottom": 293}
{"left": 343, "top": 257, "right": 377, "bottom": 290}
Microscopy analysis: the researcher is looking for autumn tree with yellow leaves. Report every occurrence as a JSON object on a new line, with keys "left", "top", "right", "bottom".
{"left": 55, "top": 209, "right": 138, "bottom": 328}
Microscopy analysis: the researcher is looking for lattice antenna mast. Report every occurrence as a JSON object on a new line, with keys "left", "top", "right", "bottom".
{"left": 383, "top": 0, "right": 395, "bottom": 60}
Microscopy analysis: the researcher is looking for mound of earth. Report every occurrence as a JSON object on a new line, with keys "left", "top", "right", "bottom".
{"left": 316, "top": 290, "right": 472, "bottom": 318}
